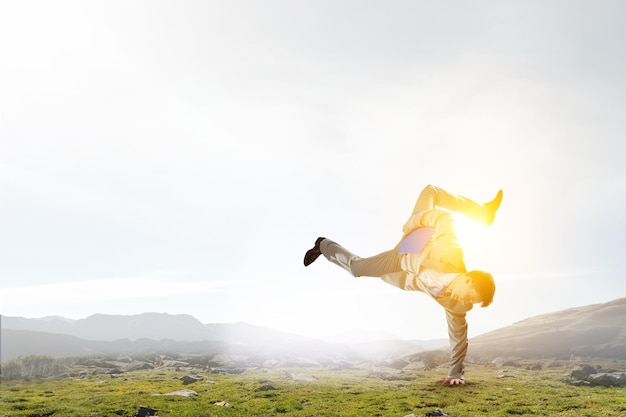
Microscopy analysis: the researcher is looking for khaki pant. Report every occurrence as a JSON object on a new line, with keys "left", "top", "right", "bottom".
{"left": 319, "top": 185, "right": 483, "bottom": 278}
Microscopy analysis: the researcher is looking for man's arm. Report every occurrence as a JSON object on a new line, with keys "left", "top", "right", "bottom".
{"left": 445, "top": 309, "right": 468, "bottom": 383}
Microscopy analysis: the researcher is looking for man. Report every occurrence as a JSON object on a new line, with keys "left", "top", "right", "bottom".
{"left": 303, "top": 185, "right": 502, "bottom": 385}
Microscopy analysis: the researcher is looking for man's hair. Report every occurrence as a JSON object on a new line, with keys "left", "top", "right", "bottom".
{"left": 466, "top": 270, "right": 496, "bottom": 307}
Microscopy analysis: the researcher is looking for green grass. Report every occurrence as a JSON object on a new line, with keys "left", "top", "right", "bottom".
{"left": 1, "top": 362, "right": 626, "bottom": 416}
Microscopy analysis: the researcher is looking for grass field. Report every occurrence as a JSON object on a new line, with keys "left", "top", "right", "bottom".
{"left": 2, "top": 361, "right": 626, "bottom": 416}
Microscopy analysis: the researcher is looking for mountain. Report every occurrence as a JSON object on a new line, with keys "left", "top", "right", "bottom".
{"left": 3, "top": 298, "right": 625, "bottom": 363}
{"left": 0, "top": 313, "right": 435, "bottom": 362}
{"left": 2, "top": 313, "right": 218, "bottom": 341}
{"left": 0, "top": 329, "right": 235, "bottom": 362}
{"left": 468, "top": 297, "right": 626, "bottom": 359}
{"left": 1, "top": 329, "right": 106, "bottom": 359}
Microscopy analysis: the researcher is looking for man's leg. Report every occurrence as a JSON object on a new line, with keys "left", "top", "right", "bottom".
{"left": 317, "top": 238, "right": 403, "bottom": 278}
{"left": 403, "top": 209, "right": 467, "bottom": 273}
{"left": 410, "top": 185, "right": 502, "bottom": 225}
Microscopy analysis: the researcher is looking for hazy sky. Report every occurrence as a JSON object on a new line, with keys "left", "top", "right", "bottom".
{"left": 1, "top": 1, "right": 625, "bottom": 341}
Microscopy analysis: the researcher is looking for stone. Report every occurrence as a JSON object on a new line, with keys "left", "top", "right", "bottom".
{"left": 152, "top": 389, "right": 198, "bottom": 397}
{"left": 134, "top": 406, "right": 158, "bottom": 417}
{"left": 180, "top": 375, "right": 203, "bottom": 385}
{"left": 586, "top": 372, "right": 626, "bottom": 387}
{"left": 126, "top": 362, "right": 155, "bottom": 372}
{"left": 570, "top": 379, "right": 590, "bottom": 386}
{"left": 570, "top": 363, "right": 597, "bottom": 380}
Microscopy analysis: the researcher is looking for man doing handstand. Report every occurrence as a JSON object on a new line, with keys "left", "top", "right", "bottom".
{"left": 303, "top": 185, "right": 503, "bottom": 385}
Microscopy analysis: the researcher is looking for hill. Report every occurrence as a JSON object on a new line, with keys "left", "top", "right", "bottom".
{"left": 468, "top": 297, "right": 626, "bottom": 359}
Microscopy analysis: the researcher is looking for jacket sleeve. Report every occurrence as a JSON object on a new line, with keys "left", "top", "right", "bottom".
{"left": 445, "top": 309, "right": 468, "bottom": 379}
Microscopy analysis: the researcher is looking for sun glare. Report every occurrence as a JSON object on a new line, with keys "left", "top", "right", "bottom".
{"left": 452, "top": 214, "right": 490, "bottom": 262}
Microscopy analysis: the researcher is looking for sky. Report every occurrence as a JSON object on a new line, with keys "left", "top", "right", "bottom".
{"left": 1, "top": 0, "right": 625, "bottom": 342}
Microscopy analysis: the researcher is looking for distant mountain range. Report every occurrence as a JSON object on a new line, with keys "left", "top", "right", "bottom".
{"left": 0, "top": 313, "right": 444, "bottom": 362}
{"left": 2, "top": 298, "right": 625, "bottom": 363}
{"left": 2, "top": 313, "right": 251, "bottom": 342}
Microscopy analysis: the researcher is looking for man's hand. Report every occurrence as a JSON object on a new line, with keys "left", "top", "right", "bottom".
{"left": 438, "top": 377, "right": 465, "bottom": 385}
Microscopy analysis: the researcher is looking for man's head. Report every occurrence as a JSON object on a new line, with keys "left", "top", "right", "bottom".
{"left": 449, "top": 270, "right": 496, "bottom": 307}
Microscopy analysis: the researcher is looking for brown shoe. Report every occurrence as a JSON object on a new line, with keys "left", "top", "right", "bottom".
{"left": 304, "top": 237, "right": 326, "bottom": 266}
